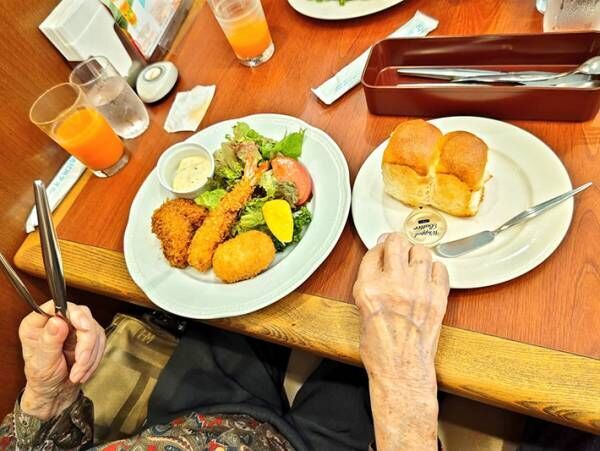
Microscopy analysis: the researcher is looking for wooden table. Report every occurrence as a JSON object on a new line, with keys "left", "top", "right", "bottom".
{"left": 15, "top": 0, "right": 600, "bottom": 434}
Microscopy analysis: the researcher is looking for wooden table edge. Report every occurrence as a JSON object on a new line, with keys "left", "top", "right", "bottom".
{"left": 14, "top": 229, "right": 600, "bottom": 433}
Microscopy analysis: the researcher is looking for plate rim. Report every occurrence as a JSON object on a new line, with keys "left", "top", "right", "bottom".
{"left": 124, "top": 113, "right": 351, "bottom": 319}
{"left": 351, "top": 115, "right": 574, "bottom": 289}
{"left": 287, "top": 0, "right": 405, "bottom": 20}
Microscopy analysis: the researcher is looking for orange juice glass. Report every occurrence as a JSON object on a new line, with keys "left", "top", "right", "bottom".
{"left": 30, "top": 83, "right": 128, "bottom": 178}
{"left": 208, "top": 0, "right": 275, "bottom": 67}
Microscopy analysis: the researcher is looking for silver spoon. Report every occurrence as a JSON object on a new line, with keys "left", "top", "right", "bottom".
{"left": 452, "top": 56, "right": 600, "bottom": 84}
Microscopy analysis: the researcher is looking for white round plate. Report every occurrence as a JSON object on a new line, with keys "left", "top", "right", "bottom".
{"left": 288, "top": 0, "right": 404, "bottom": 20}
{"left": 124, "top": 114, "right": 350, "bottom": 318}
{"left": 352, "top": 116, "right": 574, "bottom": 289}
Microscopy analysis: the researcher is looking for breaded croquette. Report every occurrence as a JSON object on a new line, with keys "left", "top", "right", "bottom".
{"left": 151, "top": 198, "right": 208, "bottom": 268}
{"left": 213, "top": 231, "right": 276, "bottom": 283}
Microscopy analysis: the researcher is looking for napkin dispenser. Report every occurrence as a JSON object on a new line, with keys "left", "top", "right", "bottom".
{"left": 40, "top": 0, "right": 132, "bottom": 78}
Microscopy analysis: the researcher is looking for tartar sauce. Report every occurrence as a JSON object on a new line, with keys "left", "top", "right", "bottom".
{"left": 172, "top": 155, "right": 211, "bottom": 192}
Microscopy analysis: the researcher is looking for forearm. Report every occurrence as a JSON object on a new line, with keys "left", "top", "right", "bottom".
{"left": 369, "top": 372, "right": 439, "bottom": 451}
{"left": 360, "top": 312, "right": 441, "bottom": 451}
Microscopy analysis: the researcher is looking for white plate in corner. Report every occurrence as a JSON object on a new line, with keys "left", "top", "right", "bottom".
{"left": 124, "top": 114, "right": 350, "bottom": 319}
{"left": 288, "top": 0, "right": 405, "bottom": 20}
{"left": 351, "top": 116, "right": 574, "bottom": 289}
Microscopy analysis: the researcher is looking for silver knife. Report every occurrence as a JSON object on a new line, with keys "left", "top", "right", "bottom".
{"left": 396, "top": 67, "right": 557, "bottom": 81}
{"left": 435, "top": 182, "right": 592, "bottom": 258}
{"left": 396, "top": 74, "right": 596, "bottom": 88}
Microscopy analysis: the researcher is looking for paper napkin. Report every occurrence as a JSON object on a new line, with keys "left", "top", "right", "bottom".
{"left": 164, "top": 85, "right": 216, "bottom": 133}
{"left": 312, "top": 11, "right": 439, "bottom": 105}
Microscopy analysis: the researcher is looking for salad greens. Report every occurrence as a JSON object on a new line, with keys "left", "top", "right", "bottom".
{"left": 196, "top": 122, "right": 312, "bottom": 252}
{"left": 228, "top": 122, "right": 306, "bottom": 161}
{"left": 195, "top": 188, "right": 226, "bottom": 211}
{"left": 213, "top": 144, "right": 243, "bottom": 185}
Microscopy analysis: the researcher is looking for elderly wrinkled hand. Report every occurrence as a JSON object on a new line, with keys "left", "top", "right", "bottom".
{"left": 353, "top": 233, "right": 449, "bottom": 451}
{"left": 353, "top": 233, "right": 449, "bottom": 379}
{"left": 18, "top": 301, "right": 106, "bottom": 420}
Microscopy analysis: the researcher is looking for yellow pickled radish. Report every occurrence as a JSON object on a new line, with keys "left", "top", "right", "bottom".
{"left": 263, "top": 199, "right": 294, "bottom": 243}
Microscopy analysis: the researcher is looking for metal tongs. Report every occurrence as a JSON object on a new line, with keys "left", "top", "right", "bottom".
{"left": 0, "top": 180, "right": 69, "bottom": 320}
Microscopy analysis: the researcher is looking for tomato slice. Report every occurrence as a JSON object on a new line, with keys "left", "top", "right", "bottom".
{"left": 271, "top": 157, "right": 312, "bottom": 205}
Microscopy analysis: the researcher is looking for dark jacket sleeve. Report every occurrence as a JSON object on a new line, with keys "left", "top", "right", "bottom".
{"left": 0, "top": 392, "right": 93, "bottom": 450}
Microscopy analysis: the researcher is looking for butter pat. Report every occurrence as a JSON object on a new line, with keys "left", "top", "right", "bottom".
{"left": 403, "top": 207, "right": 447, "bottom": 247}
{"left": 173, "top": 155, "right": 212, "bottom": 192}
{"left": 164, "top": 85, "right": 216, "bottom": 133}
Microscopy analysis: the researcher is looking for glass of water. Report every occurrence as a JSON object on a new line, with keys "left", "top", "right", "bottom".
{"left": 70, "top": 56, "right": 150, "bottom": 139}
{"left": 544, "top": 0, "right": 600, "bottom": 31}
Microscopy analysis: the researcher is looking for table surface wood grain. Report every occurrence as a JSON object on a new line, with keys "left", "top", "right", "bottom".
{"left": 14, "top": 0, "right": 600, "bottom": 433}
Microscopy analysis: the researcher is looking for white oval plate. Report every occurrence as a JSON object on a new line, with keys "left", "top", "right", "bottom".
{"left": 288, "top": 0, "right": 404, "bottom": 20}
{"left": 124, "top": 114, "right": 350, "bottom": 319}
{"left": 352, "top": 116, "right": 573, "bottom": 289}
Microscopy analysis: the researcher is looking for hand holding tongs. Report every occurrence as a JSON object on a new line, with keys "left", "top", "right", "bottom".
{"left": 0, "top": 181, "right": 73, "bottom": 339}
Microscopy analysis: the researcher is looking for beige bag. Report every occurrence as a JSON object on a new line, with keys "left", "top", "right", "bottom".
{"left": 82, "top": 313, "right": 179, "bottom": 443}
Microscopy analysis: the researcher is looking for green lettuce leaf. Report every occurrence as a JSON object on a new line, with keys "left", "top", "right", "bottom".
{"left": 228, "top": 122, "right": 305, "bottom": 160}
{"left": 230, "top": 122, "right": 276, "bottom": 160}
{"left": 257, "top": 171, "right": 298, "bottom": 205}
{"left": 234, "top": 198, "right": 268, "bottom": 235}
{"left": 214, "top": 143, "right": 243, "bottom": 182}
{"left": 232, "top": 122, "right": 251, "bottom": 141}
{"left": 259, "top": 171, "right": 277, "bottom": 198}
{"left": 271, "top": 130, "right": 305, "bottom": 159}
{"left": 195, "top": 189, "right": 226, "bottom": 211}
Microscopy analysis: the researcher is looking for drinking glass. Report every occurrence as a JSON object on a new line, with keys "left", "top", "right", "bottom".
{"left": 70, "top": 56, "right": 149, "bottom": 139}
{"left": 544, "top": 0, "right": 600, "bottom": 31}
{"left": 207, "top": 0, "right": 275, "bottom": 67}
{"left": 30, "top": 83, "right": 128, "bottom": 178}
{"left": 536, "top": 0, "right": 547, "bottom": 13}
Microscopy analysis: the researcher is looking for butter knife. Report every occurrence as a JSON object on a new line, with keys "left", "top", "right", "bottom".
{"left": 435, "top": 182, "right": 592, "bottom": 258}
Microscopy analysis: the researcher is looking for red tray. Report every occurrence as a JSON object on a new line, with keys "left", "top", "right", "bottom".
{"left": 361, "top": 32, "right": 600, "bottom": 121}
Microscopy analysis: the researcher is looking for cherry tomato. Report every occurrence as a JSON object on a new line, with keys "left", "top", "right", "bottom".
{"left": 271, "top": 156, "right": 313, "bottom": 205}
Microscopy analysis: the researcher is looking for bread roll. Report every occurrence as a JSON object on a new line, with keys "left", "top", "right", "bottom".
{"left": 382, "top": 119, "right": 442, "bottom": 208}
{"left": 431, "top": 131, "right": 488, "bottom": 217}
{"left": 381, "top": 120, "right": 489, "bottom": 217}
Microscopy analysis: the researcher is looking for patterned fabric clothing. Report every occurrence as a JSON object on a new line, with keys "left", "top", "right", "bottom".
{"left": 0, "top": 394, "right": 295, "bottom": 451}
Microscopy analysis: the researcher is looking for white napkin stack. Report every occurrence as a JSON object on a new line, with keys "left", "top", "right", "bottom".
{"left": 39, "top": 0, "right": 132, "bottom": 77}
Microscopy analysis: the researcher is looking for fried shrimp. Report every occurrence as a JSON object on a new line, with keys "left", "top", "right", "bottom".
{"left": 188, "top": 156, "right": 268, "bottom": 272}
{"left": 151, "top": 198, "right": 208, "bottom": 268}
{"left": 213, "top": 231, "right": 276, "bottom": 283}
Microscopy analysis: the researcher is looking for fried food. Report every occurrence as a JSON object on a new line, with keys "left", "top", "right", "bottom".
{"left": 213, "top": 231, "right": 276, "bottom": 283}
{"left": 151, "top": 198, "right": 208, "bottom": 268}
{"left": 188, "top": 156, "right": 268, "bottom": 272}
